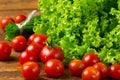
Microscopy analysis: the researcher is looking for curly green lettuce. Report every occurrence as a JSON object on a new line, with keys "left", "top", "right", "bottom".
{"left": 34, "top": 0, "right": 120, "bottom": 65}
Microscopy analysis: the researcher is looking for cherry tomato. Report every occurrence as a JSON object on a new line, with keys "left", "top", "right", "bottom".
{"left": 40, "top": 45, "right": 64, "bottom": 63}
{"left": 19, "top": 50, "right": 37, "bottom": 65}
{"left": 109, "top": 64, "right": 120, "bottom": 79}
{"left": 93, "top": 62, "right": 109, "bottom": 78}
{"left": 21, "top": 61, "right": 40, "bottom": 80}
{"left": 44, "top": 59, "right": 64, "bottom": 77}
{"left": 26, "top": 43, "right": 43, "bottom": 60}
{"left": 68, "top": 59, "right": 85, "bottom": 76}
{"left": 28, "top": 34, "right": 38, "bottom": 44}
{"left": 0, "top": 42, "right": 11, "bottom": 60}
{"left": 82, "top": 52, "right": 100, "bottom": 67}
{"left": 11, "top": 35, "right": 27, "bottom": 51}
{"left": 14, "top": 14, "right": 26, "bottom": 23}
{"left": 32, "top": 34, "right": 47, "bottom": 46}
{"left": 82, "top": 66, "right": 100, "bottom": 80}
{"left": 0, "top": 17, "right": 14, "bottom": 30}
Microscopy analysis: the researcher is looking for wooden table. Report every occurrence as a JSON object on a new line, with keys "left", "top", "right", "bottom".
{"left": 0, "top": 0, "right": 38, "bottom": 19}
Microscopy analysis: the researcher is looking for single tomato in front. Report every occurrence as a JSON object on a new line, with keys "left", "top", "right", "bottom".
{"left": 11, "top": 35, "right": 27, "bottom": 51}
{"left": 0, "top": 41, "right": 11, "bottom": 60}
{"left": 40, "top": 45, "right": 64, "bottom": 63}
{"left": 21, "top": 61, "right": 40, "bottom": 80}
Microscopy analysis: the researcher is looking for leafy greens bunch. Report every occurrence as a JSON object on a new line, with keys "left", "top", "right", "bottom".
{"left": 5, "top": 16, "right": 40, "bottom": 41}
{"left": 34, "top": 0, "right": 120, "bottom": 65}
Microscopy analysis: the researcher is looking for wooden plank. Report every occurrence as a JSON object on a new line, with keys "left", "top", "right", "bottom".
{"left": 0, "top": 9, "right": 38, "bottom": 19}
{"left": 0, "top": 27, "right": 5, "bottom": 41}
{"left": 0, "top": 0, "right": 38, "bottom": 10}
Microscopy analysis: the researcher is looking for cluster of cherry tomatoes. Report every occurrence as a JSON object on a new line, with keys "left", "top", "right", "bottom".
{"left": 0, "top": 14, "right": 26, "bottom": 30}
{"left": 68, "top": 52, "right": 120, "bottom": 80}
{"left": 0, "top": 14, "right": 120, "bottom": 80}
{"left": 0, "top": 34, "right": 120, "bottom": 80}
{"left": 11, "top": 34, "right": 65, "bottom": 80}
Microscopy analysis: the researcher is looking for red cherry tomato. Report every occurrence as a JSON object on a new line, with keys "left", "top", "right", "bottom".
{"left": 21, "top": 61, "right": 40, "bottom": 80}
{"left": 14, "top": 14, "right": 26, "bottom": 23}
{"left": 109, "top": 64, "right": 120, "bottom": 79}
{"left": 82, "top": 66, "right": 100, "bottom": 80}
{"left": 11, "top": 35, "right": 27, "bottom": 51}
{"left": 82, "top": 52, "right": 100, "bottom": 67}
{"left": 68, "top": 59, "right": 85, "bottom": 76}
{"left": 0, "top": 42, "right": 11, "bottom": 60}
{"left": 28, "top": 34, "right": 38, "bottom": 44}
{"left": 0, "top": 17, "right": 14, "bottom": 30}
{"left": 26, "top": 43, "right": 43, "bottom": 60}
{"left": 19, "top": 50, "right": 37, "bottom": 65}
{"left": 40, "top": 45, "right": 64, "bottom": 63}
{"left": 32, "top": 34, "right": 47, "bottom": 46}
{"left": 44, "top": 59, "right": 64, "bottom": 77}
{"left": 93, "top": 62, "right": 109, "bottom": 78}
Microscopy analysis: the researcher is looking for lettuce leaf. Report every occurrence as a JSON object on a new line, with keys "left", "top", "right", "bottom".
{"left": 34, "top": 0, "right": 120, "bottom": 65}
{"left": 5, "top": 16, "right": 40, "bottom": 41}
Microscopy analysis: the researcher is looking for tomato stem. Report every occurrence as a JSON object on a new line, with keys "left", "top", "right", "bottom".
{"left": 46, "top": 40, "right": 55, "bottom": 48}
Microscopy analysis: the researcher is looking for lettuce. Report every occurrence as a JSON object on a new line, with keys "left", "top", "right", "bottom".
{"left": 34, "top": 0, "right": 120, "bottom": 65}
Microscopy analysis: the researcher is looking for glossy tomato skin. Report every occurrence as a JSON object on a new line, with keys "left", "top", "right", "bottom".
{"left": 14, "top": 14, "right": 26, "bottom": 23}
{"left": 82, "top": 66, "right": 100, "bottom": 80}
{"left": 109, "top": 64, "right": 120, "bottom": 79}
{"left": 82, "top": 52, "right": 100, "bottom": 67}
{"left": 32, "top": 34, "right": 47, "bottom": 46}
{"left": 68, "top": 59, "right": 85, "bottom": 76}
{"left": 28, "top": 34, "right": 38, "bottom": 44}
{"left": 44, "top": 59, "right": 64, "bottom": 77}
{"left": 21, "top": 61, "right": 40, "bottom": 80}
{"left": 40, "top": 45, "right": 64, "bottom": 63}
{"left": 26, "top": 43, "right": 43, "bottom": 60}
{"left": 0, "top": 42, "right": 11, "bottom": 60}
{"left": 0, "top": 17, "right": 14, "bottom": 30}
{"left": 19, "top": 50, "right": 37, "bottom": 65}
{"left": 93, "top": 62, "right": 109, "bottom": 78}
{"left": 11, "top": 35, "right": 27, "bottom": 51}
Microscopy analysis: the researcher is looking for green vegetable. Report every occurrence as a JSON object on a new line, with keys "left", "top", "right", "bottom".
{"left": 21, "top": 17, "right": 35, "bottom": 39}
{"left": 34, "top": 0, "right": 120, "bottom": 65}
{"left": 5, "top": 16, "right": 40, "bottom": 41}
{"left": 5, "top": 22, "right": 20, "bottom": 41}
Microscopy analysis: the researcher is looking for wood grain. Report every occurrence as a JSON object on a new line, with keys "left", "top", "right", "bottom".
{"left": 0, "top": 0, "right": 38, "bottom": 18}
{"left": 0, "top": 0, "right": 38, "bottom": 10}
{"left": 0, "top": 10, "right": 36, "bottom": 19}
{"left": 0, "top": 27, "right": 5, "bottom": 41}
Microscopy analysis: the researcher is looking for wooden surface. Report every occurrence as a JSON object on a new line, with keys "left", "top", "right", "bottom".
{"left": 0, "top": 0, "right": 38, "bottom": 19}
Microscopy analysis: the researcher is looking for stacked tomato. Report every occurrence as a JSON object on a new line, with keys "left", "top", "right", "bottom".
{"left": 10, "top": 33, "right": 64, "bottom": 80}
